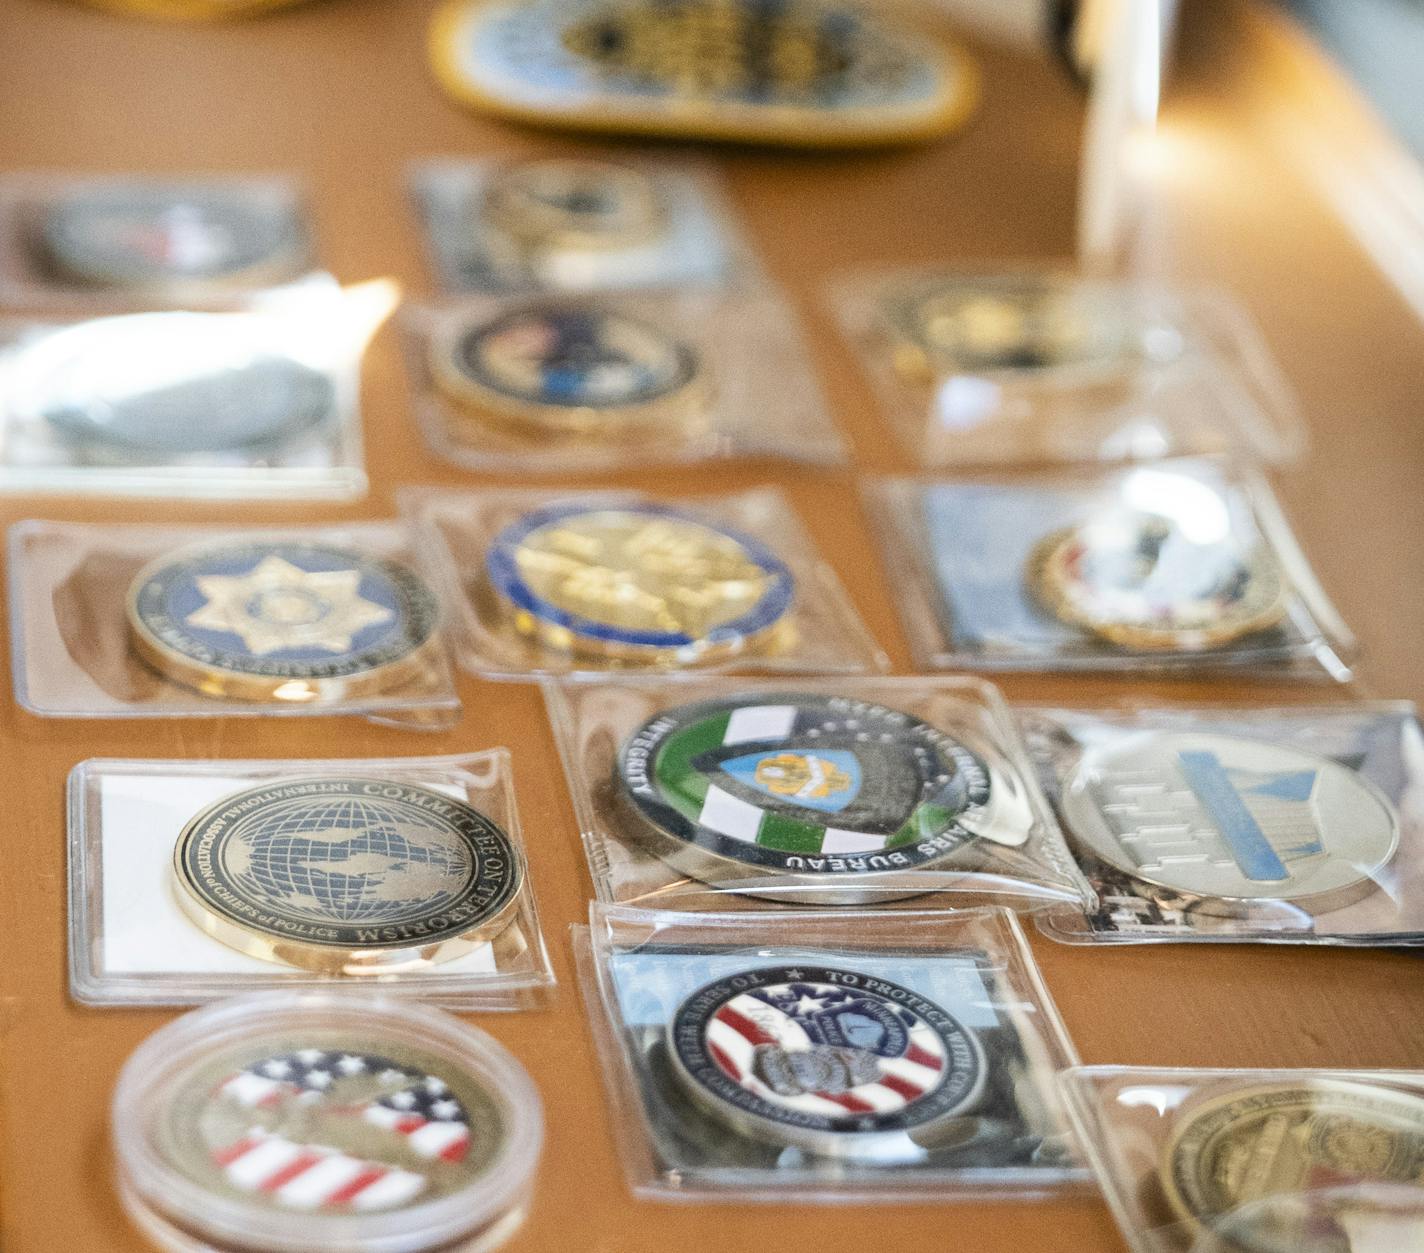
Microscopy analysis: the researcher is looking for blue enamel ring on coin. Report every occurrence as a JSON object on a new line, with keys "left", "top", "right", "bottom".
{"left": 127, "top": 539, "right": 442, "bottom": 702}
{"left": 429, "top": 302, "right": 708, "bottom": 443}
{"left": 485, "top": 501, "right": 795, "bottom": 664}
{"left": 666, "top": 963, "right": 985, "bottom": 1160}
{"left": 618, "top": 692, "right": 1035, "bottom": 902}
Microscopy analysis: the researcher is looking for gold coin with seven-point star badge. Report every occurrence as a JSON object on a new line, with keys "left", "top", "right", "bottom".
{"left": 126, "top": 539, "right": 442, "bottom": 703}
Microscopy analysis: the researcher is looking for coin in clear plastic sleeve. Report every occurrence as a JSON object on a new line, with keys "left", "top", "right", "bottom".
{"left": 479, "top": 158, "right": 666, "bottom": 251}
{"left": 112, "top": 992, "right": 542, "bottom": 1252}
{"left": 1060, "top": 732, "right": 1398, "bottom": 915}
{"left": 666, "top": 963, "right": 985, "bottom": 1160}
{"left": 619, "top": 693, "right": 1033, "bottom": 901}
{"left": 429, "top": 302, "right": 706, "bottom": 443}
{"left": 887, "top": 274, "right": 1161, "bottom": 382}
{"left": 15, "top": 312, "right": 333, "bottom": 458}
{"left": 172, "top": 777, "right": 523, "bottom": 974}
{"left": 127, "top": 540, "right": 442, "bottom": 702}
{"left": 1162, "top": 1079, "right": 1424, "bottom": 1251}
{"left": 485, "top": 501, "right": 794, "bottom": 663}
{"left": 1029, "top": 508, "right": 1288, "bottom": 651}
{"left": 41, "top": 185, "right": 304, "bottom": 291}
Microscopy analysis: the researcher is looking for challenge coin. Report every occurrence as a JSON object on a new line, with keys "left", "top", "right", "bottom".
{"left": 1161, "top": 1079, "right": 1424, "bottom": 1248}
{"left": 888, "top": 274, "right": 1149, "bottom": 382}
{"left": 485, "top": 501, "right": 794, "bottom": 663}
{"left": 173, "top": 777, "right": 522, "bottom": 974}
{"left": 112, "top": 993, "right": 542, "bottom": 1252}
{"left": 127, "top": 540, "right": 442, "bottom": 702}
{"left": 619, "top": 693, "right": 1033, "bottom": 901}
{"left": 41, "top": 184, "right": 304, "bottom": 291}
{"left": 479, "top": 158, "right": 666, "bottom": 251}
{"left": 19, "top": 312, "right": 333, "bottom": 457}
{"left": 1030, "top": 508, "right": 1288, "bottom": 651}
{"left": 1060, "top": 732, "right": 1398, "bottom": 915}
{"left": 429, "top": 302, "right": 706, "bottom": 441}
{"left": 666, "top": 963, "right": 984, "bottom": 1159}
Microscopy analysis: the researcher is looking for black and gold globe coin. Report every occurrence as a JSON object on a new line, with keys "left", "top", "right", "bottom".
{"left": 173, "top": 777, "right": 522, "bottom": 974}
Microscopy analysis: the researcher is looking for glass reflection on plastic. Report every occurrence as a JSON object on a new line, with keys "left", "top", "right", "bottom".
{"left": 830, "top": 269, "right": 1303, "bottom": 468}
{"left": 864, "top": 459, "right": 1354, "bottom": 678}
{"left": 1021, "top": 703, "right": 1424, "bottom": 946}
{"left": 576, "top": 904, "right": 1088, "bottom": 1201}
{"left": 400, "top": 288, "right": 845, "bottom": 474}
{"left": 0, "top": 172, "right": 320, "bottom": 304}
{"left": 0, "top": 281, "right": 395, "bottom": 498}
{"left": 409, "top": 156, "right": 761, "bottom": 295}
{"left": 1059, "top": 1065, "right": 1424, "bottom": 1253}
{"left": 8, "top": 518, "right": 461, "bottom": 728}
{"left": 68, "top": 753, "right": 555, "bottom": 1009}
{"left": 400, "top": 486, "right": 888, "bottom": 681}
{"left": 544, "top": 674, "right": 1094, "bottom": 913}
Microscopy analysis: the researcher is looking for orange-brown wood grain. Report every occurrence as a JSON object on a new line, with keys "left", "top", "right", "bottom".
{"left": 0, "top": 0, "right": 1420, "bottom": 1249}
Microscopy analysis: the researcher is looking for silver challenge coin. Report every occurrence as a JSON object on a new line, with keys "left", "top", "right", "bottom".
{"left": 15, "top": 312, "right": 333, "bottom": 458}
{"left": 1060, "top": 732, "right": 1399, "bottom": 916}
{"left": 619, "top": 694, "right": 1034, "bottom": 903}
{"left": 666, "top": 964, "right": 985, "bottom": 1160}
{"left": 41, "top": 185, "right": 304, "bottom": 291}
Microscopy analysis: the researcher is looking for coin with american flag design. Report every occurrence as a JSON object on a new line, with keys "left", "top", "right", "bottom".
{"left": 667, "top": 963, "right": 984, "bottom": 1158}
{"left": 154, "top": 1039, "right": 507, "bottom": 1218}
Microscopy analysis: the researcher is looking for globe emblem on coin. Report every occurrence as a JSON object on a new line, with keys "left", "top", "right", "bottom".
{"left": 174, "top": 779, "right": 522, "bottom": 970}
{"left": 228, "top": 791, "right": 472, "bottom": 927}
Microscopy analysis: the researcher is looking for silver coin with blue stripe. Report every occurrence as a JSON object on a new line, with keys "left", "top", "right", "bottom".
{"left": 1060, "top": 732, "right": 1398, "bottom": 916}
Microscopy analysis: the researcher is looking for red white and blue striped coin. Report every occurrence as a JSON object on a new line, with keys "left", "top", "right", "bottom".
{"left": 667, "top": 964, "right": 984, "bottom": 1158}
{"left": 199, "top": 1049, "right": 478, "bottom": 1212}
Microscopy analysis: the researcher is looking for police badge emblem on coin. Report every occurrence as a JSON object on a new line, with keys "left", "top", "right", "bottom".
{"left": 1160, "top": 1080, "right": 1424, "bottom": 1250}
{"left": 1029, "top": 508, "right": 1288, "bottom": 652}
{"left": 430, "top": 303, "right": 706, "bottom": 441}
{"left": 40, "top": 184, "right": 305, "bottom": 292}
{"left": 1060, "top": 733, "right": 1399, "bottom": 916}
{"left": 667, "top": 964, "right": 984, "bottom": 1158}
{"left": 127, "top": 540, "right": 442, "bottom": 702}
{"left": 619, "top": 694, "right": 1033, "bottom": 901}
{"left": 479, "top": 158, "right": 667, "bottom": 252}
{"left": 172, "top": 777, "right": 522, "bottom": 974}
{"left": 485, "top": 501, "right": 794, "bottom": 664}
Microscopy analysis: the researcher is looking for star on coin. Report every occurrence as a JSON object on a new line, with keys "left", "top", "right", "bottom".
{"left": 186, "top": 555, "right": 394, "bottom": 655}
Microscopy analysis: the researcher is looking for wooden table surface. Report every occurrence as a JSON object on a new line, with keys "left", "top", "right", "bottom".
{"left": 1, "top": 0, "right": 1422, "bottom": 1248}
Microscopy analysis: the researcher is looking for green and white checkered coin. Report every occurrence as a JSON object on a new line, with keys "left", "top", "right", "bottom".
{"left": 618, "top": 694, "right": 1032, "bottom": 900}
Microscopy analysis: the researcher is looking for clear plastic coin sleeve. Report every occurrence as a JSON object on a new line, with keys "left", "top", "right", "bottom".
{"left": 828, "top": 267, "right": 1304, "bottom": 468}
{"left": 399, "top": 485, "right": 889, "bottom": 681}
{"left": 408, "top": 156, "right": 761, "bottom": 296}
{"left": 112, "top": 992, "right": 543, "bottom": 1253}
{"left": 7, "top": 518, "right": 462, "bottom": 727}
{"left": 574, "top": 903, "right": 1089, "bottom": 1202}
{"left": 1058, "top": 1065, "right": 1424, "bottom": 1253}
{"left": 0, "top": 281, "right": 387, "bottom": 498}
{"left": 1019, "top": 703, "right": 1424, "bottom": 947}
{"left": 399, "top": 288, "right": 846, "bottom": 474}
{"left": 544, "top": 675, "right": 1095, "bottom": 913}
{"left": 864, "top": 458, "right": 1355, "bottom": 679}
{"left": 0, "top": 171, "right": 321, "bottom": 307}
{"left": 67, "top": 753, "right": 555, "bottom": 1009}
